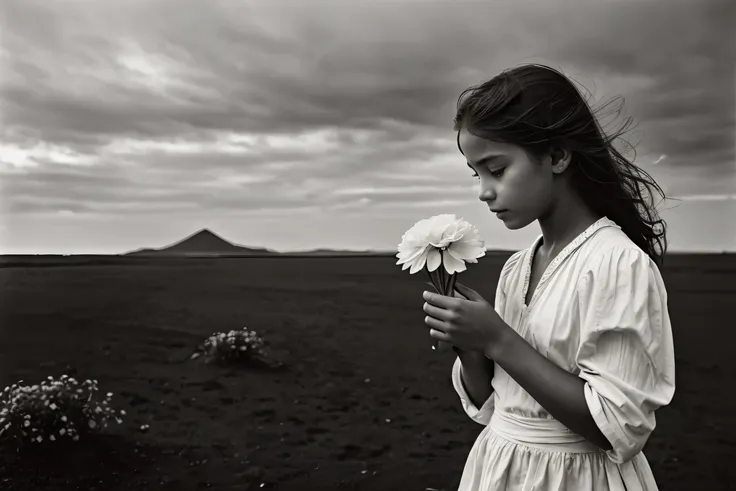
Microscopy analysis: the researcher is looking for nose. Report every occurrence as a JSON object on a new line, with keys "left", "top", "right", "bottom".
{"left": 478, "top": 183, "right": 496, "bottom": 203}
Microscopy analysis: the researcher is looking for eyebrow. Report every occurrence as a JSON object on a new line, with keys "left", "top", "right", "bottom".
{"left": 466, "top": 154, "right": 504, "bottom": 170}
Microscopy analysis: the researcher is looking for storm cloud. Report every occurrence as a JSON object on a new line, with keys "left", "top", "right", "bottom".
{"left": 1, "top": 0, "right": 734, "bottom": 253}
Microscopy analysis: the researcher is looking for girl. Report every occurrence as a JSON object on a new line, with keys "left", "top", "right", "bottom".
{"left": 422, "top": 64, "right": 675, "bottom": 491}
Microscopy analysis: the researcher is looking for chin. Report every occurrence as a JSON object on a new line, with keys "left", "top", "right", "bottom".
{"left": 504, "top": 221, "right": 526, "bottom": 231}
{"left": 499, "top": 214, "right": 534, "bottom": 231}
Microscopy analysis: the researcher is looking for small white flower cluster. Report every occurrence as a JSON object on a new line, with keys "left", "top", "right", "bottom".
{"left": 0, "top": 375, "right": 125, "bottom": 448}
{"left": 194, "top": 326, "right": 266, "bottom": 364}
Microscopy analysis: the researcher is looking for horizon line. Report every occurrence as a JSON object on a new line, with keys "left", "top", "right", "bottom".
{"left": 2, "top": 248, "right": 736, "bottom": 256}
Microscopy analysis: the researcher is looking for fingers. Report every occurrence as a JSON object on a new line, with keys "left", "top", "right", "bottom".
{"left": 452, "top": 288, "right": 468, "bottom": 300}
{"left": 423, "top": 290, "right": 458, "bottom": 308}
{"left": 425, "top": 312, "right": 447, "bottom": 328}
{"left": 423, "top": 293, "right": 455, "bottom": 344}
{"left": 428, "top": 327, "right": 450, "bottom": 343}
{"left": 454, "top": 283, "right": 472, "bottom": 296}
{"left": 424, "top": 314, "right": 443, "bottom": 329}
{"left": 455, "top": 283, "right": 482, "bottom": 301}
{"left": 422, "top": 301, "right": 454, "bottom": 322}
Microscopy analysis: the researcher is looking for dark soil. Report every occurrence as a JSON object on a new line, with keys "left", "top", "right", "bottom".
{"left": 0, "top": 254, "right": 733, "bottom": 490}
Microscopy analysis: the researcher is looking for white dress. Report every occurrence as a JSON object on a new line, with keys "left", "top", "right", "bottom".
{"left": 452, "top": 217, "right": 676, "bottom": 491}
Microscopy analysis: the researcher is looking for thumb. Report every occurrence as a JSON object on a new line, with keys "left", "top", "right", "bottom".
{"left": 454, "top": 283, "right": 483, "bottom": 301}
{"left": 424, "top": 281, "right": 439, "bottom": 293}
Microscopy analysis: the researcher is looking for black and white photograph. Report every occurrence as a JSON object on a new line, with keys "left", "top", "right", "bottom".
{"left": 0, "top": 0, "right": 734, "bottom": 489}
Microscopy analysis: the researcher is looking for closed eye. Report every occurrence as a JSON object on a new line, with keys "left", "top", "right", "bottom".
{"left": 471, "top": 168, "right": 505, "bottom": 180}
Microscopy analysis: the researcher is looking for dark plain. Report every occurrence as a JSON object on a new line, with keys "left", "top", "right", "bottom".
{"left": 0, "top": 253, "right": 733, "bottom": 490}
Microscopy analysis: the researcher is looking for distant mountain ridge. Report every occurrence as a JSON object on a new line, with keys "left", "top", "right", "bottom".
{"left": 123, "top": 228, "right": 277, "bottom": 256}
{"left": 121, "top": 228, "right": 519, "bottom": 257}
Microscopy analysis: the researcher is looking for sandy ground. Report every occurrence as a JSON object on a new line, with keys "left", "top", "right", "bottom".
{"left": 0, "top": 254, "right": 734, "bottom": 490}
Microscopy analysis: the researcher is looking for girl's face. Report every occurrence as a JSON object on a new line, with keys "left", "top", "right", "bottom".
{"left": 458, "top": 128, "right": 559, "bottom": 230}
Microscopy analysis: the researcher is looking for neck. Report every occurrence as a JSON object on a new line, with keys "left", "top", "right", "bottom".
{"left": 537, "top": 187, "right": 601, "bottom": 255}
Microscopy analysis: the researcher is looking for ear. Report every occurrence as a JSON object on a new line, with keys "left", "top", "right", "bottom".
{"left": 549, "top": 147, "right": 572, "bottom": 174}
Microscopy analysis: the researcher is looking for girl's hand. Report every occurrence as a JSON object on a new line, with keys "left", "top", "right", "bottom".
{"left": 422, "top": 283, "right": 512, "bottom": 358}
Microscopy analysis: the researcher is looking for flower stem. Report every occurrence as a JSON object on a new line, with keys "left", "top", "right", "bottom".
{"left": 427, "top": 250, "right": 456, "bottom": 352}
{"left": 426, "top": 264, "right": 442, "bottom": 351}
{"left": 438, "top": 250, "right": 447, "bottom": 294}
{"left": 426, "top": 268, "right": 440, "bottom": 293}
{"left": 447, "top": 272, "right": 457, "bottom": 298}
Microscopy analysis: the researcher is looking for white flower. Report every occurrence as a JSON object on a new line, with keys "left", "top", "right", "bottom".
{"left": 396, "top": 214, "right": 486, "bottom": 274}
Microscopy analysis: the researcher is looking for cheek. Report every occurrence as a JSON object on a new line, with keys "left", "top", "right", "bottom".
{"left": 506, "top": 168, "right": 550, "bottom": 206}
{"left": 504, "top": 167, "right": 535, "bottom": 194}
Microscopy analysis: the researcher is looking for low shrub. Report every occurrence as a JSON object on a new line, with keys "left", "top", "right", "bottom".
{"left": 0, "top": 375, "right": 125, "bottom": 451}
{"left": 191, "top": 326, "right": 266, "bottom": 365}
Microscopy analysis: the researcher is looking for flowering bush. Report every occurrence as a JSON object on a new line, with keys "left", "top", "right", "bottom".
{"left": 191, "top": 326, "right": 266, "bottom": 365}
{"left": 0, "top": 375, "right": 125, "bottom": 450}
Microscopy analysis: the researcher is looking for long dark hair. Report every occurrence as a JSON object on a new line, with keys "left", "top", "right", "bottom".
{"left": 454, "top": 63, "right": 668, "bottom": 267}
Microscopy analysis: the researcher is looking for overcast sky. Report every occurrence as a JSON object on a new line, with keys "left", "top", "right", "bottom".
{"left": 1, "top": 0, "right": 734, "bottom": 254}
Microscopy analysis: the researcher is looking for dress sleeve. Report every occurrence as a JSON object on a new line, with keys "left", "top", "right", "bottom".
{"left": 575, "top": 246, "right": 676, "bottom": 463}
{"left": 451, "top": 357, "right": 495, "bottom": 425}
{"left": 451, "top": 250, "right": 523, "bottom": 425}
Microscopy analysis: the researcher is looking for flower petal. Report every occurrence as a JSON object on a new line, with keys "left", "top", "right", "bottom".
{"left": 426, "top": 248, "right": 442, "bottom": 272}
{"left": 397, "top": 245, "right": 427, "bottom": 263}
{"left": 408, "top": 249, "right": 429, "bottom": 274}
{"left": 448, "top": 241, "right": 486, "bottom": 261}
{"left": 443, "top": 252, "right": 467, "bottom": 274}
